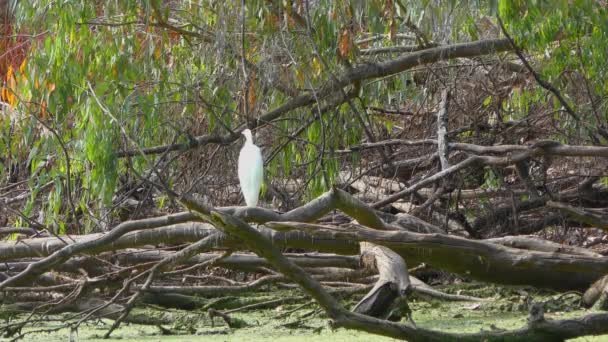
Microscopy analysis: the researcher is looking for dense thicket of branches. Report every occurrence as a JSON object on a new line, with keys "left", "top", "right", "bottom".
{"left": 1, "top": 0, "right": 608, "bottom": 340}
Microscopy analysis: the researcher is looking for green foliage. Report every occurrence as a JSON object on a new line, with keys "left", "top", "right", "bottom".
{"left": 481, "top": 168, "right": 501, "bottom": 190}
{"left": 499, "top": 0, "right": 608, "bottom": 134}
{"left": 4, "top": 0, "right": 606, "bottom": 230}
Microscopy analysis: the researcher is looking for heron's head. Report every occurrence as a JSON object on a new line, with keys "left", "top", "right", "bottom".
{"left": 241, "top": 129, "right": 253, "bottom": 143}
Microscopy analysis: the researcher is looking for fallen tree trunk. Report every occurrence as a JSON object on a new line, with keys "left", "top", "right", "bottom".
{"left": 266, "top": 222, "right": 608, "bottom": 291}
{"left": 4, "top": 221, "right": 607, "bottom": 290}
{"left": 115, "top": 250, "right": 360, "bottom": 271}
{"left": 0, "top": 223, "right": 359, "bottom": 262}
{"left": 486, "top": 236, "right": 603, "bottom": 257}
{"left": 2, "top": 186, "right": 606, "bottom": 292}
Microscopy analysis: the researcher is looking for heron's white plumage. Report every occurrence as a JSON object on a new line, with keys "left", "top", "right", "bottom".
{"left": 238, "top": 129, "right": 263, "bottom": 207}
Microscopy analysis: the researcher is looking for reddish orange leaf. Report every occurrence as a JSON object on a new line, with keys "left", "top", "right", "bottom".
{"left": 19, "top": 58, "right": 27, "bottom": 74}
{"left": 389, "top": 19, "right": 397, "bottom": 42}
{"left": 40, "top": 100, "right": 47, "bottom": 119}
{"left": 338, "top": 28, "right": 353, "bottom": 59}
{"left": 247, "top": 76, "right": 257, "bottom": 109}
{"left": 383, "top": 0, "right": 394, "bottom": 18}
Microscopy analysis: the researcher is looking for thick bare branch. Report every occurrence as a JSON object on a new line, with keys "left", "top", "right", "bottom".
{"left": 266, "top": 221, "right": 608, "bottom": 291}
{"left": 341, "top": 139, "right": 608, "bottom": 158}
{"left": 0, "top": 212, "right": 197, "bottom": 289}
{"left": 143, "top": 275, "right": 284, "bottom": 296}
{"left": 117, "top": 250, "right": 360, "bottom": 272}
{"left": 372, "top": 141, "right": 608, "bottom": 208}
{"left": 372, "top": 157, "right": 480, "bottom": 208}
{"left": 353, "top": 243, "right": 410, "bottom": 319}
{"left": 487, "top": 235, "right": 603, "bottom": 257}
{"left": 547, "top": 201, "right": 608, "bottom": 231}
{"left": 118, "top": 38, "right": 512, "bottom": 157}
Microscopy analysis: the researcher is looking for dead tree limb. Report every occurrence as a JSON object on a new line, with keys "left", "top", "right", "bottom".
{"left": 583, "top": 275, "right": 608, "bottom": 309}
{"left": 266, "top": 221, "right": 608, "bottom": 291}
{"left": 0, "top": 228, "right": 37, "bottom": 236}
{"left": 4, "top": 217, "right": 608, "bottom": 291}
{"left": 4, "top": 216, "right": 608, "bottom": 291}
{"left": 117, "top": 251, "right": 360, "bottom": 272}
{"left": 437, "top": 89, "right": 450, "bottom": 172}
{"left": 352, "top": 243, "right": 410, "bottom": 319}
{"left": 3, "top": 187, "right": 607, "bottom": 293}
{"left": 340, "top": 139, "right": 608, "bottom": 158}
{"left": 143, "top": 275, "right": 284, "bottom": 296}
{"left": 118, "top": 38, "right": 512, "bottom": 157}
{"left": 546, "top": 201, "right": 608, "bottom": 231}
{"left": 0, "top": 187, "right": 385, "bottom": 287}
{"left": 372, "top": 141, "right": 608, "bottom": 208}
{"left": 190, "top": 196, "right": 608, "bottom": 342}
{"left": 487, "top": 236, "right": 603, "bottom": 257}
{"left": 0, "top": 212, "right": 198, "bottom": 289}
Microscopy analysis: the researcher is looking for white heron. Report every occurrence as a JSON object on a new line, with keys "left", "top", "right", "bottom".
{"left": 238, "top": 129, "right": 264, "bottom": 207}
